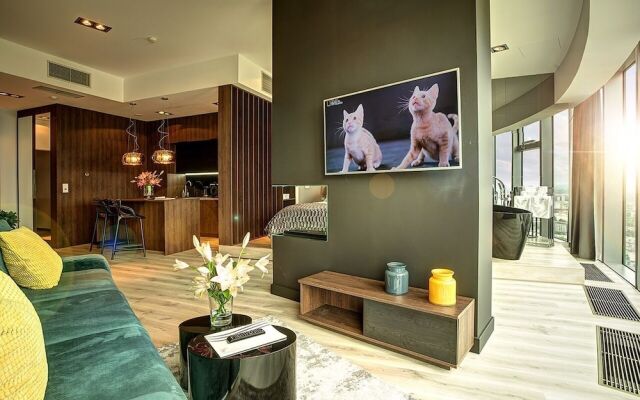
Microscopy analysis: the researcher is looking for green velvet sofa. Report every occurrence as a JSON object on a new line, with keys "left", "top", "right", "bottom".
{"left": 1, "top": 236, "right": 186, "bottom": 399}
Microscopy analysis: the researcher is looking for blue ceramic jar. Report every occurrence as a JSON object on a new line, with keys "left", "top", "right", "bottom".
{"left": 385, "top": 262, "right": 409, "bottom": 295}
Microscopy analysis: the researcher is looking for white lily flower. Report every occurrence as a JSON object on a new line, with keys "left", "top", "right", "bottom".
{"left": 193, "top": 235, "right": 206, "bottom": 258}
{"left": 213, "top": 253, "right": 230, "bottom": 267}
{"left": 173, "top": 259, "right": 190, "bottom": 270}
{"left": 211, "top": 259, "right": 236, "bottom": 291}
{"left": 202, "top": 242, "right": 213, "bottom": 262}
{"left": 242, "top": 232, "right": 250, "bottom": 249}
{"left": 197, "top": 266, "right": 210, "bottom": 277}
{"left": 254, "top": 254, "right": 270, "bottom": 275}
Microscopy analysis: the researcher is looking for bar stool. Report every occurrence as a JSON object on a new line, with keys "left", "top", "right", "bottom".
{"left": 109, "top": 200, "right": 147, "bottom": 260}
{"left": 89, "top": 199, "right": 117, "bottom": 253}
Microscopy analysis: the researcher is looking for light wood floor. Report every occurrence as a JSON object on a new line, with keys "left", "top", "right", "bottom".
{"left": 56, "top": 244, "right": 639, "bottom": 400}
{"left": 493, "top": 243, "right": 585, "bottom": 285}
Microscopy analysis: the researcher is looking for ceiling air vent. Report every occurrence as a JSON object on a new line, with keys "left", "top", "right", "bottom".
{"left": 32, "top": 85, "right": 84, "bottom": 99}
{"left": 261, "top": 71, "right": 272, "bottom": 95}
{"left": 47, "top": 61, "right": 91, "bottom": 87}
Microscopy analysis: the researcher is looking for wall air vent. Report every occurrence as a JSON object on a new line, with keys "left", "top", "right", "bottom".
{"left": 261, "top": 71, "right": 272, "bottom": 95}
{"left": 32, "top": 85, "right": 84, "bottom": 99}
{"left": 47, "top": 61, "right": 91, "bottom": 87}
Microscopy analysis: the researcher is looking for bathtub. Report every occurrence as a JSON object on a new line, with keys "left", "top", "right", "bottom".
{"left": 492, "top": 205, "right": 532, "bottom": 260}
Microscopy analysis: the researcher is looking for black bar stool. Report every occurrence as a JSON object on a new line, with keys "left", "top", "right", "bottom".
{"left": 108, "top": 200, "right": 147, "bottom": 260}
{"left": 89, "top": 199, "right": 117, "bottom": 253}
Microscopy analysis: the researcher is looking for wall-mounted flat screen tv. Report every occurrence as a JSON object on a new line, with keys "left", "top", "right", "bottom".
{"left": 324, "top": 68, "right": 461, "bottom": 175}
{"left": 176, "top": 140, "right": 217, "bottom": 174}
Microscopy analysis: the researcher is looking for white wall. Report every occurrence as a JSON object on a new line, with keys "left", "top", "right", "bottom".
{"left": 17, "top": 116, "right": 33, "bottom": 229}
{"left": 0, "top": 109, "right": 17, "bottom": 213}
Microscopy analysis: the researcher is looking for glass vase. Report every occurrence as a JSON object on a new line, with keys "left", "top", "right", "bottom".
{"left": 143, "top": 184, "right": 154, "bottom": 199}
{"left": 208, "top": 291, "right": 233, "bottom": 327}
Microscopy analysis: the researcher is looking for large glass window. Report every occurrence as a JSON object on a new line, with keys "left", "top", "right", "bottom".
{"left": 495, "top": 132, "right": 512, "bottom": 192}
{"left": 523, "top": 121, "right": 540, "bottom": 142}
{"left": 553, "top": 110, "right": 570, "bottom": 241}
{"left": 522, "top": 149, "right": 541, "bottom": 187}
{"left": 623, "top": 63, "right": 637, "bottom": 269}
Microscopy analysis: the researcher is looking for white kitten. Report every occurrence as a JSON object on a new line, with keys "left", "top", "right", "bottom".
{"left": 341, "top": 104, "right": 382, "bottom": 172}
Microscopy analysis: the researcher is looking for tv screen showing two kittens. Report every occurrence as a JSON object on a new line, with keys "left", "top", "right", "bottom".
{"left": 324, "top": 68, "right": 461, "bottom": 175}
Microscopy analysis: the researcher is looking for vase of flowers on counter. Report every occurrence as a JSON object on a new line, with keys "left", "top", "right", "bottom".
{"left": 174, "top": 233, "right": 269, "bottom": 327}
{"left": 131, "top": 170, "right": 164, "bottom": 199}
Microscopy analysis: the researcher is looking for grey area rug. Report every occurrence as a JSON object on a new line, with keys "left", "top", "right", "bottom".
{"left": 158, "top": 316, "right": 414, "bottom": 400}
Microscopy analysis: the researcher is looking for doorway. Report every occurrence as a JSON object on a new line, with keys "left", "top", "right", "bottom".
{"left": 33, "top": 113, "right": 52, "bottom": 241}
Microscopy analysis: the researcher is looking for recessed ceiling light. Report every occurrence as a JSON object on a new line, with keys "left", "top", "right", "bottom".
{"left": 74, "top": 17, "right": 112, "bottom": 33}
{"left": 156, "top": 111, "right": 173, "bottom": 116}
{"left": 491, "top": 44, "right": 509, "bottom": 53}
{"left": 129, "top": 102, "right": 137, "bottom": 106}
{"left": 134, "top": 113, "right": 142, "bottom": 117}
{"left": 161, "top": 97, "right": 169, "bottom": 101}
{"left": 50, "top": 95, "right": 58, "bottom": 100}
{"left": 0, "top": 91, "right": 24, "bottom": 98}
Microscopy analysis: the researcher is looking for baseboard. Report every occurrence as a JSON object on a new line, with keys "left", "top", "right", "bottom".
{"left": 270, "top": 283, "right": 300, "bottom": 301}
{"left": 472, "top": 316, "right": 494, "bottom": 353}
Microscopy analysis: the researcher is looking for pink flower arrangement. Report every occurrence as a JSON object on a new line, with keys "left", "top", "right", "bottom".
{"left": 131, "top": 170, "right": 164, "bottom": 188}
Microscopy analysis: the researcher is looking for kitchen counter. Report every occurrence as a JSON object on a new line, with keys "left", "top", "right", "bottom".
{"left": 120, "top": 198, "right": 200, "bottom": 255}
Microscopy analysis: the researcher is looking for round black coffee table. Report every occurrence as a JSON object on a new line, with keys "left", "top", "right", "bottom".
{"left": 187, "top": 325, "right": 296, "bottom": 400}
{"left": 178, "top": 314, "right": 252, "bottom": 389}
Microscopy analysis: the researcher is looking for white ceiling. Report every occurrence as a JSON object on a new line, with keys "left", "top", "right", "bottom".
{"left": 0, "top": 0, "right": 272, "bottom": 78}
{"left": 0, "top": 72, "right": 218, "bottom": 121}
{"left": 490, "top": 0, "right": 583, "bottom": 79}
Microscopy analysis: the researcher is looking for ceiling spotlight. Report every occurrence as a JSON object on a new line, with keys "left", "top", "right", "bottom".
{"left": 129, "top": 102, "right": 137, "bottom": 106}
{"left": 50, "top": 95, "right": 58, "bottom": 100}
{"left": 147, "top": 36, "right": 158, "bottom": 44}
{"left": 0, "top": 91, "right": 24, "bottom": 98}
{"left": 156, "top": 111, "right": 173, "bottom": 116}
{"left": 491, "top": 44, "right": 509, "bottom": 53}
{"left": 161, "top": 97, "right": 169, "bottom": 101}
{"left": 134, "top": 113, "right": 142, "bottom": 117}
{"left": 74, "top": 17, "right": 112, "bottom": 32}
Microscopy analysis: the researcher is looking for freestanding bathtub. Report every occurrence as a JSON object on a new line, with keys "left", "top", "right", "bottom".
{"left": 492, "top": 205, "right": 533, "bottom": 260}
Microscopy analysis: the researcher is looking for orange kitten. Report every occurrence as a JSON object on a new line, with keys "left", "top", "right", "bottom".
{"left": 341, "top": 104, "right": 382, "bottom": 172}
{"left": 395, "top": 84, "right": 459, "bottom": 168}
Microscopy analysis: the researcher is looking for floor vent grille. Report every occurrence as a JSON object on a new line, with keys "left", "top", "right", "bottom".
{"left": 581, "top": 263, "right": 613, "bottom": 282}
{"left": 585, "top": 286, "right": 640, "bottom": 321}
{"left": 598, "top": 326, "right": 640, "bottom": 395}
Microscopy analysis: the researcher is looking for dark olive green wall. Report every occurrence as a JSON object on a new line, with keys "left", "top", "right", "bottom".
{"left": 271, "top": 0, "right": 493, "bottom": 352}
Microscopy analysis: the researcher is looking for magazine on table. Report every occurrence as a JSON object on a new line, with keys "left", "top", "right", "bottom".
{"left": 205, "top": 323, "right": 287, "bottom": 358}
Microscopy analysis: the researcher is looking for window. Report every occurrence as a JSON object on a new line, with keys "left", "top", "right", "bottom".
{"left": 553, "top": 110, "right": 570, "bottom": 240}
{"left": 623, "top": 63, "right": 637, "bottom": 269}
{"left": 522, "top": 149, "right": 541, "bottom": 187}
{"left": 495, "top": 132, "right": 512, "bottom": 192}
{"left": 523, "top": 121, "right": 540, "bottom": 142}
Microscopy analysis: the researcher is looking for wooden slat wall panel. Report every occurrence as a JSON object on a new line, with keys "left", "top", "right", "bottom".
{"left": 53, "top": 104, "right": 148, "bottom": 248}
{"left": 218, "top": 85, "right": 288, "bottom": 245}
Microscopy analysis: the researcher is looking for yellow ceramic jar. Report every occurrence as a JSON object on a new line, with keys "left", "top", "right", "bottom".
{"left": 428, "top": 268, "right": 456, "bottom": 306}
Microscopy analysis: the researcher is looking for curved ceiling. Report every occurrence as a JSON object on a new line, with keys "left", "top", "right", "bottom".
{"left": 490, "top": 0, "right": 583, "bottom": 79}
{"left": 0, "top": 0, "right": 272, "bottom": 77}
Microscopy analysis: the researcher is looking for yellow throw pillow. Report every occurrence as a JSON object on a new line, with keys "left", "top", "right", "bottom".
{"left": 0, "top": 227, "right": 62, "bottom": 289}
{"left": 0, "top": 271, "right": 48, "bottom": 399}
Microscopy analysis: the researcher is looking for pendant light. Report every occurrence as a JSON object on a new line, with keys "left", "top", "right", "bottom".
{"left": 122, "top": 104, "right": 144, "bottom": 166}
{"left": 151, "top": 118, "right": 175, "bottom": 164}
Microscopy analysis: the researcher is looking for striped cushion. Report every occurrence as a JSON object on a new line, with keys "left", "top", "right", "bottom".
{"left": 0, "top": 227, "right": 62, "bottom": 289}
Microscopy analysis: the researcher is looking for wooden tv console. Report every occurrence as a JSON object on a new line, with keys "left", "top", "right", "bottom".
{"left": 298, "top": 271, "right": 475, "bottom": 369}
